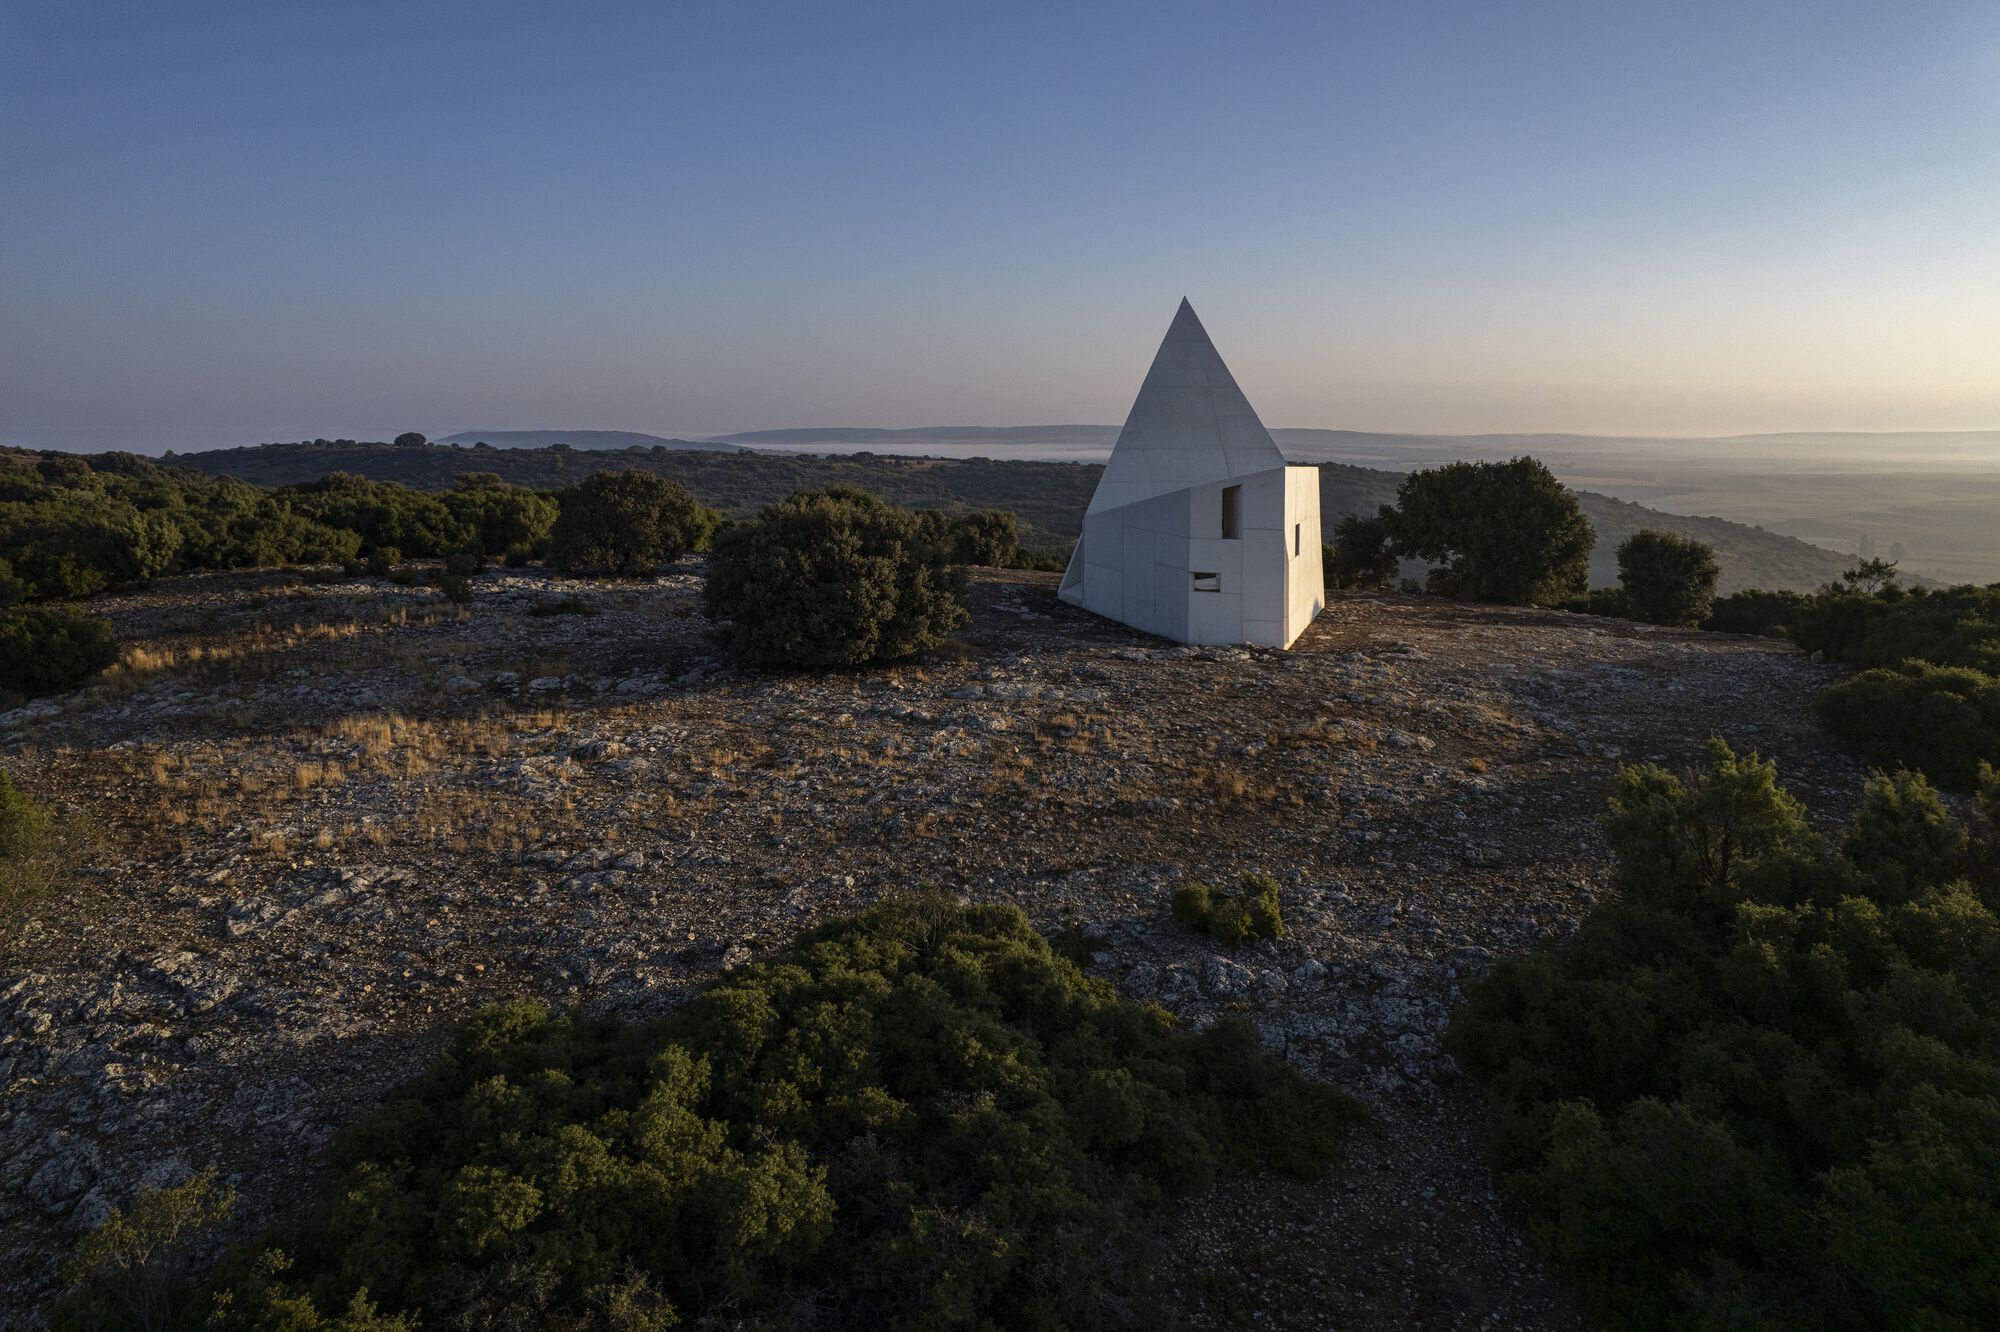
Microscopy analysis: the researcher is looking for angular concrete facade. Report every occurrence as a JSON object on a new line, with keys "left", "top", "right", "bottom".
{"left": 1060, "top": 300, "right": 1324, "bottom": 649}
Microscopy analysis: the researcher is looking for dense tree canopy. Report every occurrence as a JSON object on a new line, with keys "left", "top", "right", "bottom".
{"left": 1793, "top": 583, "right": 2000, "bottom": 674}
{"left": 0, "top": 449, "right": 648, "bottom": 605}
{"left": 275, "top": 473, "right": 473, "bottom": 559}
{"left": 0, "top": 451, "right": 360, "bottom": 601}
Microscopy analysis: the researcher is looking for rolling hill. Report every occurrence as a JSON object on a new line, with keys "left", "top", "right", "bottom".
{"left": 435, "top": 429, "right": 743, "bottom": 452}
{"left": 175, "top": 440, "right": 1857, "bottom": 593}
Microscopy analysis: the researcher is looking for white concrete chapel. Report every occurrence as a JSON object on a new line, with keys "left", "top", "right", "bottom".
{"left": 1060, "top": 300, "right": 1324, "bottom": 648}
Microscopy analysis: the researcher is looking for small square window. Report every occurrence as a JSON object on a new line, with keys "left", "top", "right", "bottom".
{"left": 1192, "top": 571, "right": 1220, "bottom": 592}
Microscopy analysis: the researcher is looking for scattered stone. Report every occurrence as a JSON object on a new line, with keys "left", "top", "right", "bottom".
{"left": 0, "top": 567, "right": 1864, "bottom": 1326}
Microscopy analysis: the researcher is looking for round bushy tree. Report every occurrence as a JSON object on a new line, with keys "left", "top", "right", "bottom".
{"left": 0, "top": 607, "right": 119, "bottom": 699}
{"left": 703, "top": 486, "right": 969, "bottom": 667}
{"left": 948, "top": 508, "right": 1020, "bottom": 567}
{"left": 1387, "top": 457, "right": 1594, "bottom": 604}
{"left": 548, "top": 471, "right": 716, "bottom": 577}
{"left": 392, "top": 431, "right": 427, "bottom": 448}
{"left": 1617, "top": 529, "right": 1719, "bottom": 626}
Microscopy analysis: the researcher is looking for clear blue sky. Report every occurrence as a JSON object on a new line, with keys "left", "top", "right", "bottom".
{"left": 5, "top": 0, "right": 1998, "bottom": 450}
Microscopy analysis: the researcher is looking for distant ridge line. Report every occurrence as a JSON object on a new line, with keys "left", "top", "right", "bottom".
{"left": 435, "top": 429, "right": 742, "bottom": 453}
{"left": 710, "top": 425, "right": 1120, "bottom": 445}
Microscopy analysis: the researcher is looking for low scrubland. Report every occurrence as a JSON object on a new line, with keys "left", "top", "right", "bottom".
{"left": 1449, "top": 741, "right": 2000, "bottom": 1330}
{"left": 55, "top": 898, "right": 1357, "bottom": 1331}
{"left": 0, "top": 447, "right": 1046, "bottom": 699}
{"left": 1711, "top": 579, "right": 2000, "bottom": 788}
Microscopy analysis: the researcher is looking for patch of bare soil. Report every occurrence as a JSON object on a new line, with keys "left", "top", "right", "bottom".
{"left": 0, "top": 564, "right": 1870, "bottom": 1328}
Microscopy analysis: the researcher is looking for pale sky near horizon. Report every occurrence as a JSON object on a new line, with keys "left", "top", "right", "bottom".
{"left": 5, "top": 0, "right": 1999, "bottom": 452}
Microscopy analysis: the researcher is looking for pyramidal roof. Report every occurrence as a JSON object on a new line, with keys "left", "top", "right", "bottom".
{"left": 1085, "top": 298, "right": 1286, "bottom": 515}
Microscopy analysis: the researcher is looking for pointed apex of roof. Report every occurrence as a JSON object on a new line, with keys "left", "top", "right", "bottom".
{"left": 1165, "top": 296, "right": 1207, "bottom": 342}
{"left": 1082, "top": 300, "right": 1287, "bottom": 514}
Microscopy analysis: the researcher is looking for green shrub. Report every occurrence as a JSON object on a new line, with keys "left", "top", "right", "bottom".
{"left": 1696, "top": 581, "right": 2000, "bottom": 787}
{"left": 1794, "top": 584, "right": 2000, "bottom": 673}
{"left": 0, "top": 558, "right": 25, "bottom": 610}
{"left": 1324, "top": 513, "right": 1399, "bottom": 591}
{"left": 277, "top": 472, "right": 473, "bottom": 558}
{"left": 51, "top": 1170, "right": 238, "bottom": 1332}
{"left": 1010, "top": 545, "right": 1070, "bottom": 574}
{"left": 1703, "top": 587, "right": 1813, "bottom": 637}
{"left": 703, "top": 487, "right": 970, "bottom": 668}
{"left": 0, "top": 606, "right": 119, "bottom": 698}
{"left": 0, "top": 449, "right": 386, "bottom": 602}
{"left": 441, "top": 473, "right": 558, "bottom": 560}
{"left": 549, "top": 470, "right": 719, "bottom": 577}
{"left": 186, "top": 898, "right": 1357, "bottom": 1329}
{"left": 1616, "top": 529, "right": 1718, "bottom": 626}
{"left": 1381, "top": 457, "right": 1594, "bottom": 605}
{"left": 948, "top": 507, "right": 1020, "bottom": 567}
{"left": 441, "top": 547, "right": 484, "bottom": 578}
{"left": 1170, "top": 880, "right": 1214, "bottom": 932}
{"left": 363, "top": 546, "right": 400, "bottom": 578}
{"left": 1701, "top": 582, "right": 2000, "bottom": 788}
{"left": 436, "top": 574, "right": 473, "bottom": 606}
{"left": 1446, "top": 740, "right": 2000, "bottom": 1330}
{"left": 0, "top": 764, "right": 50, "bottom": 856}
{"left": 0, "top": 769, "right": 86, "bottom": 920}
{"left": 0, "top": 769, "right": 52, "bottom": 862}
{"left": 1049, "top": 918, "right": 1107, "bottom": 968}
{"left": 1560, "top": 587, "right": 1630, "bottom": 618}
{"left": 1170, "top": 872, "right": 1284, "bottom": 945}
{"left": 1815, "top": 660, "right": 2000, "bottom": 788}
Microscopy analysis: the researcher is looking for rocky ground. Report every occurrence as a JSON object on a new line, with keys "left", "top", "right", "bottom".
{"left": 0, "top": 564, "right": 1874, "bottom": 1329}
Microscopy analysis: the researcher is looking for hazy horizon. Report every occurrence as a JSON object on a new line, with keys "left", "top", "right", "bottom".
{"left": 6, "top": 2, "right": 2000, "bottom": 451}
{"left": 10, "top": 423, "right": 2000, "bottom": 460}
